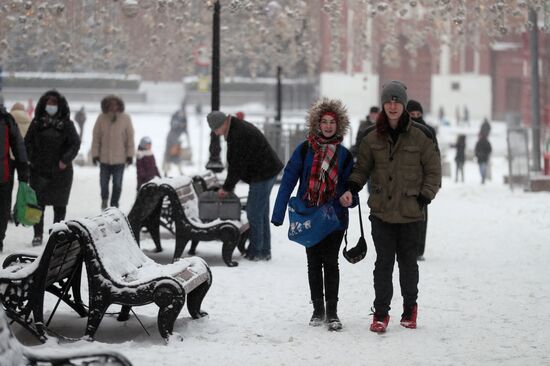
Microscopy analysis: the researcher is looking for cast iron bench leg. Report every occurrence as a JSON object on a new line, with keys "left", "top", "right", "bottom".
{"left": 154, "top": 286, "right": 184, "bottom": 340}
{"left": 187, "top": 281, "right": 210, "bottom": 319}
{"left": 85, "top": 302, "right": 110, "bottom": 339}
{"left": 188, "top": 240, "right": 199, "bottom": 255}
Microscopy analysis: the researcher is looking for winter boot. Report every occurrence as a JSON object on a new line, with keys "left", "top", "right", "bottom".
{"left": 309, "top": 299, "right": 325, "bottom": 327}
{"left": 370, "top": 312, "right": 390, "bottom": 333}
{"left": 400, "top": 304, "right": 418, "bottom": 329}
{"left": 31, "top": 236, "right": 43, "bottom": 247}
{"left": 325, "top": 301, "right": 342, "bottom": 331}
{"left": 101, "top": 200, "right": 108, "bottom": 210}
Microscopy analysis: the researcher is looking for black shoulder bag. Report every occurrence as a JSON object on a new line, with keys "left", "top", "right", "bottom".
{"left": 342, "top": 196, "right": 367, "bottom": 264}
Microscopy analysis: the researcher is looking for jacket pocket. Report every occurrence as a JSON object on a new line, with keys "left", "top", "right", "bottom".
{"left": 367, "top": 184, "right": 383, "bottom": 213}
{"left": 400, "top": 189, "right": 422, "bottom": 218}
{"left": 402, "top": 145, "right": 420, "bottom": 166}
{"left": 370, "top": 143, "right": 387, "bottom": 163}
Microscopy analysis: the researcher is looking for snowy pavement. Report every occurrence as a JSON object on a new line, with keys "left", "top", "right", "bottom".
{"left": 1, "top": 112, "right": 550, "bottom": 366}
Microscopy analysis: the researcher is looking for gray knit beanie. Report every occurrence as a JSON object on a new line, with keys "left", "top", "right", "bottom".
{"left": 380, "top": 80, "right": 408, "bottom": 106}
{"left": 207, "top": 111, "right": 227, "bottom": 130}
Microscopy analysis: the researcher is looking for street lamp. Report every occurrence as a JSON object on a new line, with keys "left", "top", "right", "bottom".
{"left": 205, "top": 0, "right": 224, "bottom": 173}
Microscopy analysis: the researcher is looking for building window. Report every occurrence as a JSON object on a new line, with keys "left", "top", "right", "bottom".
{"left": 451, "top": 82, "right": 460, "bottom": 91}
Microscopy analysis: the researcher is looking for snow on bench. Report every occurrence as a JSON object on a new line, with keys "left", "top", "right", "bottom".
{"left": 0, "top": 223, "right": 87, "bottom": 342}
{"left": 128, "top": 175, "right": 249, "bottom": 267}
{"left": 0, "top": 306, "right": 132, "bottom": 366}
{"left": 67, "top": 207, "right": 212, "bottom": 341}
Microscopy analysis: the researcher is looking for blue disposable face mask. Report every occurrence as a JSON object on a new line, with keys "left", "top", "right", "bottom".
{"left": 45, "top": 105, "right": 58, "bottom": 116}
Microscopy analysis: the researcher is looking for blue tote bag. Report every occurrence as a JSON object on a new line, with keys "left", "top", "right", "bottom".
{"left": 287, "top": 197, "right": 340, "bottom": 248}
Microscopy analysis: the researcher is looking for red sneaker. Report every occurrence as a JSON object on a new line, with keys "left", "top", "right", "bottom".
{"left": 370, "top": 314, "right": 390, "bottom": 333}
{"left": 400, "top": 304, "right": 417, "bottom": 329}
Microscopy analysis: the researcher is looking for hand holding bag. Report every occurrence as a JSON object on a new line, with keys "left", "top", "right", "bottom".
{"left": 13, "top": 182, "right": 43, "bottom": 227}
{"left": 343, "top": 196, "right": 367, "bottom": 264}
{"left": 287, "top": 197, "right": 340, "bottom": 247}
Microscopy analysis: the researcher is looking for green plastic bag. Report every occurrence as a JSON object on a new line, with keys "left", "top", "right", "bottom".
{"left": 13, "top": 182, "right": 43, "bottom": 226}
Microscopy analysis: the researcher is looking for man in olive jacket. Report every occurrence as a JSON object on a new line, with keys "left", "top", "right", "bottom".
{"left": 340, "top": 81, "right": 441, "bottom": 333}
{"left": 207, "top": 111, "right": 283, "bottom": 261}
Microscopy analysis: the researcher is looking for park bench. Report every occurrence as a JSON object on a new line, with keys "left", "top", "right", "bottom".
{"left": 66, "top": 207, "right": 212, "bottom": 341}
{"left": 0, "top": 224, "right": 87, "bottom": 342}
{"left": 0, "top": 305, "right": 132, "bottom": 366}
{"left": 128, "top": 175, "right": 249, "bottom": 267}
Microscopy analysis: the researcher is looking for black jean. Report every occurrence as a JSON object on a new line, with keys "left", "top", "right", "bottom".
{"left": 306, "top": 230, "right": 345, "bottom": 303}
{"left": 418, "top": 205, "right": 428, "bottom": 257}
{"left": 33, "top": 205, "right": 66, "bottom": 238}
{"left": 370, "top": 215, "right": 421, "bottom": 315}
{"left": 0, "top": 183, "right": 10, "bottom": 247}
{"left": 100, "top": 163, "right": 125, "bottom": 207}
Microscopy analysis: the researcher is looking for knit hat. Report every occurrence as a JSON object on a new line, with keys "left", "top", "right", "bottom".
{"left": 369, "top": 106, "right": 380, "bottom": 114}
{"left": 381, "top": 80, "right": 407, "bottom": 106}
{"left": 207, "top": 111, "right": 228, "bottom": 130}
{"left": 406, "top": 99, "right": 423, "bottom": 114}
{"left": 139, "top": 136, "right": 152, "bottom": 149}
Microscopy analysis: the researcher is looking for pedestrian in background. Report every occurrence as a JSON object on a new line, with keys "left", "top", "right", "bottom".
{"left": 272, "top": 98, "right": 357, "bottom": 331}
{"left": 91, "top": 95, "right": 135, "bottom": 209}
{"left": 25, "top": 90, "right": 80, "bottom": 246}
{"left": 163, "top": 105, "right": 189, "bottom": 176}
{"left": 136, "top": 136, "right": 160, "bottom": 190}
{"left": 406, "top": 99, "right": 439, "bottom": 261}
{"left": 351, "top": 106, "right": 379, "bottom": 158}
{"left": 8, "top": 102, "right": 32, "bottom": 205}
{"left": 340, "top": 81, "right": 441, "bottom": 333}
{"left": 74, "top": 106, "right": 86, "bottom": 139}
{"left": 0, "top": 106, "right": 29, "bottom": 252}
{"left": 453, "top": 134, "right": 466, "bottom": 183}
{"left": 475, "top": 133, "right": 492, "bottom": 184}
{"left": 207, "top": 111, "right": 283, "bottom": 261}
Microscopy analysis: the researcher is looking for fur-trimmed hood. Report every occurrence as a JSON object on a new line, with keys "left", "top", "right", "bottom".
{"left": 35, "top": 89, "right": 70, "bottom": 120}
{"left": 305, "top": 98, "right": 350, "bottom": 137}
{"left": 101, "top": 95, "right": 125, "bottom": 113}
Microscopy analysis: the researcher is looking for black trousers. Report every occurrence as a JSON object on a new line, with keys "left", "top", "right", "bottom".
{"left": 34, "top": 205, "right": 66, "bottom": 237}
{"left": 370, "top": 215, "right": 421, "bottom": 315}
{"left": 418, "top": 205, "right": 428, "bottom": 257}
{"left": 0, "top": 183, "right": 11, "bottom": 247}
{"left": 306, "top": 230, "right": 345, "bottom": 303}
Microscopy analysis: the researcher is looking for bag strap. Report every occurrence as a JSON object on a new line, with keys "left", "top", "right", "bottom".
{"left": 344, "top": 194, "right": 365, "bottom": 248}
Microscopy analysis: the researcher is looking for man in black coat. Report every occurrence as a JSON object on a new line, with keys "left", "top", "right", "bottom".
{"left": 351, "top": 106, "right": 379, "bottom": 158}
{"left": 0, "top": 107, "right": 29, "bottom": 252}
{"left": 207, "top": 111, "right": 284, "bottom": 261}
{"left": 406, "top": 100, "right": 439, "bottom": 261}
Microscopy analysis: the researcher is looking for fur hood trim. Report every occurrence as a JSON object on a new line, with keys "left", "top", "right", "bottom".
{"left": 101, "top": 95, "right": 125, "bottom": 113}
{"left": 305, "top": 97, "right": 350, "bottom": 137}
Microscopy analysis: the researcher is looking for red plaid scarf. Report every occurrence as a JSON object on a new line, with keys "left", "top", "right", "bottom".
{"left": 303, "top": 133, "right": 342, "bottom": 206}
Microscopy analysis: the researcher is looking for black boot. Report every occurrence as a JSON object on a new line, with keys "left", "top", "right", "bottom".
{"left": 309, "top": 299, "right": 325, "bottom": 326}
{"left": 326, "top": 301, "right": 342, "bottom": 331}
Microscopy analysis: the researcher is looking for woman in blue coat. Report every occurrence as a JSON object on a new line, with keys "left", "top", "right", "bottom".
{"left": 271, "top": 98, "right": 357, "bottom": 331}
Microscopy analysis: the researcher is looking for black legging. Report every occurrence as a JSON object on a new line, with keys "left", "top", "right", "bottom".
{"left": 33, "top": 205, "right": 66, "bottom": 237}
{"left": 305, "top": 230, "right": 345, "bottom": 303}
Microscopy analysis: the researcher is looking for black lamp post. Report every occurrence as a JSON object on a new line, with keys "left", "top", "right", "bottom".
{"left": 206, "top": 0, "right": 224, "bottom": 173}
{"left": 529, "top": 7, "right": 542, "bottom": 172}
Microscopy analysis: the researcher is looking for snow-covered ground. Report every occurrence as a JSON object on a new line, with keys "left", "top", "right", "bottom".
{"left": 2, "top": 105, "right": 550, "bottom": 366}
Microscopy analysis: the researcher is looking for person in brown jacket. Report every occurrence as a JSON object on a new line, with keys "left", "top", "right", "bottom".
{"left": 91, "top": 95, "right": 135, "bottom": 209}
{"left": 339, "top": 81, "right": 441, "bottom": 333}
